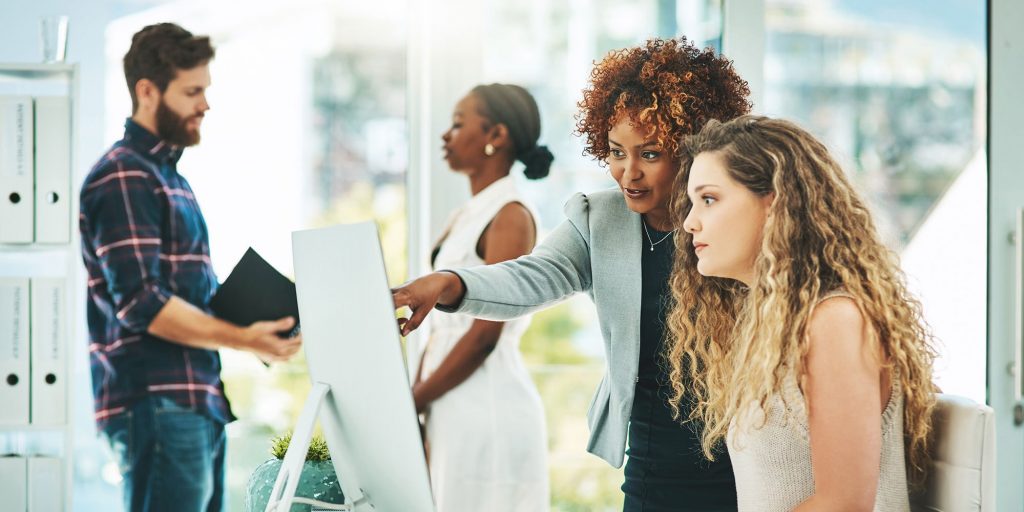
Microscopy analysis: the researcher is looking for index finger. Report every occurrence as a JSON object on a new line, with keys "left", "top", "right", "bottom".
{"left": 392, "top": 287, "right": 413, "bottom": 309}
{"left": 401, "top": 302, "right": 432, "bottom": 336}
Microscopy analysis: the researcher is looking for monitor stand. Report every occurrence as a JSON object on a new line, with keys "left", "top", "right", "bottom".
{"left": 264, "top": 382, "right": 370, "bottom": 512}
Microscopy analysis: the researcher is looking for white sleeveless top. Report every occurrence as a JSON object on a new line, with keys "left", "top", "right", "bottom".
{"left": 420, "top": 175, "right": 549, "bottom": 512}
{"left": 727, "top": 291, "right": 910, "bottom": 511}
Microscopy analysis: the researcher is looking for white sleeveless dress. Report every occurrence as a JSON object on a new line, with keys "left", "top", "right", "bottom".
{"left": 420, "top": 176, "right": 550, "bottom": 512}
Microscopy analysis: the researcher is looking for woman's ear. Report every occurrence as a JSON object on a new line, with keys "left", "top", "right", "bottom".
{"left": 487, "top": 123, "right": 511, "bottom": 151}
{"left": 762, "top": 192, "right": 776, "bottom": 216}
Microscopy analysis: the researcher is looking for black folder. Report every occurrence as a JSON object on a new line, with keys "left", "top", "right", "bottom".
{"left": 209, "top": 247, "right": 299, "bottom": 335}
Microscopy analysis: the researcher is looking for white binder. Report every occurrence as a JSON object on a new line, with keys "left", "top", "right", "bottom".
{"left": 30, "top": 278, "right": 66, "bottom": 425}
{"left": 0, "top": 277, "right": 30, "bottom": 425}
{"left": 0, "top": 456, "right": 28, "bottom": 512}
{"left": 0, "top": 96, "right": 35, "bottom": 244}
{"left": 33, "top": 97, "right": 71, "bottom": 244}
{"left": 27, "top": 456, "right": 62, "bottom": 512}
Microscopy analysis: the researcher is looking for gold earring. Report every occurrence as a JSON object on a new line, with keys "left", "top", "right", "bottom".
{"left": 484, "top": 143, "right": 495, "bottom": 156}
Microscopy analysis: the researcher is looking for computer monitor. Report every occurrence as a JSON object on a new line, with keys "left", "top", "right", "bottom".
{"left": 290, "top": 221, "right": 434, "bottom": 512}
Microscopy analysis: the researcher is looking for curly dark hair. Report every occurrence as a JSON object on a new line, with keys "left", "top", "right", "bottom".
{"left": 123, "top": 23, "right": 215, "bottom": 113}
{"left": 575, "top": 37, "right": 751, "bottom": 163}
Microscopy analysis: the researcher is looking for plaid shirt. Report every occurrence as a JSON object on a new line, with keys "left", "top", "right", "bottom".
{"left": 80, "top": 119, "right": 235, "bottom": 429}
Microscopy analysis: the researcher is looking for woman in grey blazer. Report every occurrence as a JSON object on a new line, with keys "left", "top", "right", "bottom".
{"left": 394, "top": 38, "right": 751, "bottom": 511}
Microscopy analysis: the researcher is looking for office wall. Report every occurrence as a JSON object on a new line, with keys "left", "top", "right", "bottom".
{"left": 0, "top": 1, "right": 164, "bottom": 183}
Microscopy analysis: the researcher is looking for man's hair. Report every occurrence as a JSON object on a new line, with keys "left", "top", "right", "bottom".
{"left": 123, "top": 23, "right": 215, "bottom": 112}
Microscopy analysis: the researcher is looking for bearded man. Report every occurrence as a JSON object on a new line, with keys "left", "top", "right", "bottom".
{"left": 79, "top": 22, "right": 301, "bottom": 512}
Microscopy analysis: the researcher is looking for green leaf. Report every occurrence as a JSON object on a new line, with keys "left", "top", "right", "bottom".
{"left": 270, "top": 432, "right": 332, "bottom": 462}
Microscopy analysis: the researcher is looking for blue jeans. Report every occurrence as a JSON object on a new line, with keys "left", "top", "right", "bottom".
{"left": 101, "top": 395, "right": 227, "bottom": 512}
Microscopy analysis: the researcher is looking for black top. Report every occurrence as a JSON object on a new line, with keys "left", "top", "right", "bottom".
{"left": 622, "top": 224, "right": 737, "bottom": 511}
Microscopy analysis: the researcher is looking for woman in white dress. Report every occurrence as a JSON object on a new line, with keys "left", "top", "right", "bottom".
{"left": 413, "top": 83, "right": 554, "bottom": 512}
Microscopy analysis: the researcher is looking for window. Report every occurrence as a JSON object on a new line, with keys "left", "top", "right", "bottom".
{"left": 762, "top": 0, "right": 987, "bottom": 401}
{"left": 84, "top": 4, "right": 410, "bottom": 510}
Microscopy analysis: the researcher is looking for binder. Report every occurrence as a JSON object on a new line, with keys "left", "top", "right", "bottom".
{"left": 209, "top": 247, "right": 300, "bottom": 332}
{"left": 30, "top": 278, "right": 66, "bottom": 425}
{"left": 0, "top": 96, "right": 35, "bottom": 243}
{"left": 27, "top": 456, "right": 62, "bottom": 512}
{"left": 0, "top": 277, "right": 30, "bottom": 425}
{"left": 33, "top": 97, "right": 71, "bottom": 244}
{"left": 0, "top": 456, "right": 28, "bottom": 512}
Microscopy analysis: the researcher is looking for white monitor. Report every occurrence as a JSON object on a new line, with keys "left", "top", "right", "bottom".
{"left": 291, "top": 221, "right": 434, "bottom": 512}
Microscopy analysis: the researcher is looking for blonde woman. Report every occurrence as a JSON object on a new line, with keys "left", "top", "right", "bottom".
{"left": 666, "top": 115, "right": 937, "bottom": 511}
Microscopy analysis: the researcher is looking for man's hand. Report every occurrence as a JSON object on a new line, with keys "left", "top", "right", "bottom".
{"left": 147, "top": 297, "right": 303, "bottom": 361}
{"left": 241, "top": 316, "right": 302, "bottom": 363}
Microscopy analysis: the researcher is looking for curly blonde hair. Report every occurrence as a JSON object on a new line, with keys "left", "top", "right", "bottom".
{"left": 665, "top": 115, "right": 938, "bottom": 487}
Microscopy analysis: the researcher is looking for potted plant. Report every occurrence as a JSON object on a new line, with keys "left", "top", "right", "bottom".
{"left": 245, "top": 432, "right": 345, "bottom": 511}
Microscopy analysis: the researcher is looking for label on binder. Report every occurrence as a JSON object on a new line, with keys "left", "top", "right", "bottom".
{"left": 0, "top": 96, "right": 35, "bottom": 243}
{"left": 0, "top": 278, "right": 30, "bottom": 425}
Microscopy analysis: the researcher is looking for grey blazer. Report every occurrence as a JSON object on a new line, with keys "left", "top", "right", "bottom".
{"left": 442, "top": 188, "right": 643, "bottom": 468}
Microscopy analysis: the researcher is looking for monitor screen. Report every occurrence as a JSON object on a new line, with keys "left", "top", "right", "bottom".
{"left": 292, "top": 221, "right": 434, "bottom": 512}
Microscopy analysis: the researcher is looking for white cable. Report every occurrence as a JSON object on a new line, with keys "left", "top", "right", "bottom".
{"left": 292, "top": 497, "right": 351, "bottom": 510}
{"left": 266, "top": 497, "right": 351, "bottom": 511}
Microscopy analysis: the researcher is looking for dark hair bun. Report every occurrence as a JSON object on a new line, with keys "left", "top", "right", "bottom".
{"left": 520, "top": 145, "right": 554, "bottom": 180}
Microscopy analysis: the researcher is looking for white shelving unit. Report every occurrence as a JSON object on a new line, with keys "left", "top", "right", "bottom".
{"left": 0, "top": 62, "right": 78, "bottom": 512}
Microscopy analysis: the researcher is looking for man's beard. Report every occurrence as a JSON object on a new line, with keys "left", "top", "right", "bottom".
{"left": 156, "top": 99, "right": 202, "bottom": 147}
